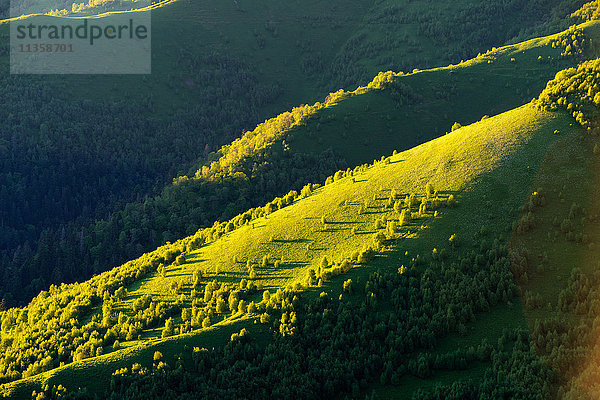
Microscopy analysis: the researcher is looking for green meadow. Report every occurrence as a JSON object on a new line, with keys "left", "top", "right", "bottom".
{"left": 4, "top": 1, "right": 600, "bottom": 399}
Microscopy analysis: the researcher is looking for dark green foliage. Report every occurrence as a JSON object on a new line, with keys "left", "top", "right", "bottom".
{"left": 68, "top": 235, "right": 522, "bottom": 400}
{"left": 0, "top": 51, "right": 282, "bottom": 306}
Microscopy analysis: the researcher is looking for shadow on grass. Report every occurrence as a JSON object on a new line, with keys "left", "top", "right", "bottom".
{"left": 270, "top": 238, "right": 310, "bottom": 243}
{"left": 166, "top": 272, "right": 192, "bottom": 278}
{"left": 362, "top": 209, "right": 386, "bottom": 215}
{"left": 355, "top": 230, "right": 377, "bottom": 235}
{"left": 185, "top": 253, "right": 206, "bottom": 262}
{"left": 261, "top": 261, "right": 308, "bottom": 273}
{"left": 325, "top": 220, "right": 358, "bottom": 225}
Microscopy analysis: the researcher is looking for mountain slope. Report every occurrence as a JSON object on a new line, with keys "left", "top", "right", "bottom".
{"left": 3, "top": 7, "right": 600, "bottom": 399}
{"left": 0, "top": 0, "right": 593, "bottom": 307}
{"left": 5, "top": 18, "right": 591, "bottom": 310}
{"left": 0, "top": 101, "right": 579, "bottom": 398}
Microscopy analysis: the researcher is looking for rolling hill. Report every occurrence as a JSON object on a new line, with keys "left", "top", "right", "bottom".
{"left": 0, "top": 95, "right": 585, "bottom": 398}
{"left": 0, "top": 0, "right": 593, "bottom": 307}
{"left": 3, "top": 15, "right": 594, "bottom": 312}
{"left": 4, "top": 2, "right": 600, "bottom": 399}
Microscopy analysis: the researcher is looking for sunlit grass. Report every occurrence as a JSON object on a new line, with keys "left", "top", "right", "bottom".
{"left": 0, "top": 17, "right": 597, "bottom": 398}
{"left": 0, "top": 103, "right": 578, "bottom": 400}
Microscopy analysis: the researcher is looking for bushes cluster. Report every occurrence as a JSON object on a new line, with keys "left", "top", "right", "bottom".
{"left": 571, "top": 0, "right": 600, "bottom": 22}
{"left": 536, "top": 58, "right": 600, "bottom": 135}
{"left": 33, "top": 232, "right": 523, "bottom": 399}
{"left": 550, "top": 25, "right": 587, "bottom": 57}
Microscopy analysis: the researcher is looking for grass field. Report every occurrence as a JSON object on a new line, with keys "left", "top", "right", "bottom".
{"left": 229, "top": 19, "right": 598, "bottom": 173}
{"left": 507, "top": 111, "right": 600, "bottom": 331}
{"left": 2, "top": 6, "right": 600, "bottom": 398}
{"left": 0, "top": 0, "right": 597, "bottom": 314}
{"left": 0, "top": 101, "right": 580, "bottom": 398}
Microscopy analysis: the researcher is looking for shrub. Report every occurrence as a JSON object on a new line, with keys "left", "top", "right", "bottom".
{"left": 174, "top": 255, "right": 185, "bottom": 266}
{"left": 399, "top": 209, "right": 411, "bottom": 226}
{"left": 249, "top": 268, "right": 257, "bottom": 280}
{"left": 300, "top": 183, "right": 312, "bottom": 197}
{"left": 426, "top": 182, "right": 434, "bottom": 199}
{"left": 419, "top": 198, "right": 427, "bottom": 215}
{"left": 394, "top": 200, "right": 402, "bottom": 214}
{"left": 320, "top": 256, "right": 329, "bottom": 269}
{"left": 449, "top": 234, "right": 457, "bottom": 247}
{"left": 358, "top": 247, "right": 374, "bottom": 263}
{"left": 133, "top": 295, "right": 152, "bottom": 313}
{"left": 305, "top": 269, "right": 317, "bottom": 286}
{"left": 114, "top": 286, "right": 127, "bottom": 301}
{"left": 373, "top": 231, "right": 387, "bottom": 247}
{"left": 216, "top": 298, "right": 228, "bottom": 313}
{"left": 248, "top": 301, "right": 258, "bottom": 314}
{"left": 192, "top": 268, "right": 202, "bottom": 289}
{"left": 162, "top": 318, "right": 174, "bottom": 338}
{"left": 387, "top": 221, "right": 398, "bottom": 235}
{"left": 260, "top": 313, "right": 271, "bottom": 324}
{"left": 262, "top": 290, "right": 270, "bottom": 302}
{"left": 342, "top": 279, "right": 353, "bottom": 293}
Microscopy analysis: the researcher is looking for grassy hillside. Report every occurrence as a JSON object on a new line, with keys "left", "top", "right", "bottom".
{"left": 0, "top": 0, "right": 370, "bottom": 306}
{"left": 3, "top": 3, "right": 600, "bottom": 398}
{"left": 0, "top": 101, "right": 580, "bottom": 398}
{"left": 15, "top": 17, "right": 597, "bottom": 314}
{"left": 319, "top": 0, "right": 591, "bottom": 90}
{"left": 0, "top": 0, "right": 592, "bottom": 307}
{"left": 6, "top": 18, "right": 592, "bottom": 312}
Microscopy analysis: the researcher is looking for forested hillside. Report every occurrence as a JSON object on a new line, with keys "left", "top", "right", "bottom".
{"left": 0, "top": 98, "right": 576, "bottom": 398}
{"left": 4, "top": 1, "right": 600, "bottom": 399}
{"left": 0, "top": 0, "right": 592, "bottom": 307}
{"left": 4, "top": 59, "right": 600, "bottom": 397}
